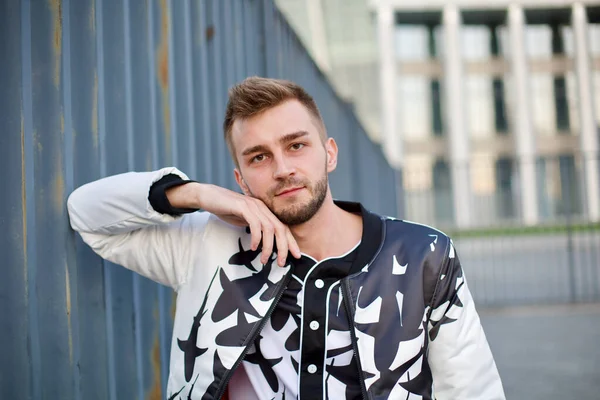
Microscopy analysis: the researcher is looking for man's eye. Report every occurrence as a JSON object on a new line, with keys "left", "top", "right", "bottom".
{"left": 251, "top": 154, "right": 265, "bottom": 163}
{"left": 290, "top": 143, "right": 305, "bottom": 151}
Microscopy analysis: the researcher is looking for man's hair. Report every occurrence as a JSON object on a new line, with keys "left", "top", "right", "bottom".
{"left": 223, "top": 76, "right": 326, "bottom": 165}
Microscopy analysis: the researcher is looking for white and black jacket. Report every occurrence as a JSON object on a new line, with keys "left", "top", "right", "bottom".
{"left": 67, "top": 167, "right": 505, "bottom": 400}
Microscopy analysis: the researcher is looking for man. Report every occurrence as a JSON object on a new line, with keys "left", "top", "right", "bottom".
{"left": 68, "top": 77, "right": 505, "bottom": 399}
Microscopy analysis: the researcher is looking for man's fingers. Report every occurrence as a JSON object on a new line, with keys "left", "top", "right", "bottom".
{"left": 273, "top": 224, "right": 289, "bottom": 267}
{"left": 260, "top": 204, "right": 300, "bottom": 267}
{"left": 256, "top": 201, "right": 292, "bottom": 267}
{"left": 243, "top": 210, "right": 262, "bottom": 251}
{"left": 286, "top": 229, "right": 301, "bottom": 259}
{"left": 260, "top": 221, "right": 274, "bottom": 264}
{"left": 244, "top": 198, "right": 301, "bottom": 266}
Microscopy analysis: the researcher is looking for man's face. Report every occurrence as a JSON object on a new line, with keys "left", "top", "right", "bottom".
{"left": 231, "top": 99, "right": 338, "bottom": 225}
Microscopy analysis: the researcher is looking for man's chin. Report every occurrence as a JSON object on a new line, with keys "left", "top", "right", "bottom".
{"left": 272, "top": 201, "right": 321, "bottom": 226}
{"left": 273, "top": 205, "right": 307, "bottom": 221}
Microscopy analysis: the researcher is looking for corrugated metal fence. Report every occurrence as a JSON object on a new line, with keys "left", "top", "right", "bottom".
{"left": 0, "top": 1, "right": 398, "bottom": 399}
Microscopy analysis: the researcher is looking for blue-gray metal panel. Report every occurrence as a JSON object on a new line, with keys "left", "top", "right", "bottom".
{"left": 166, "top": 0, "right": 179, "bottom": 169}
{"left": 181, "top": 0, "right": 199, "bottom": 177}
{"left": 332, "top": 103, "right": 355, "bottom": 202}
{"left": 98, "top": 0, "right": 139, "bottom": 398}
{"left": 124, "top": 0, "right": 166, "bottom": 398}
{"left": 206, "top": 0, "right": 228, "bottom": 188}
{"left": 273, "top": 5, "right": 285, "bottom": 78}
{"left": 242, "top": 0, "right": 255, "bottom": 76}
{"left": 355, "top": 127, "right": 380, "bottom": 213}
{"left": 128, "top": 0, "right": 154, "bottom": 172}
{"left": 171, "top": 0, "right": 192, "bottom": 175}
{"left": 222, "top": 0, "right": 235, "bottom": 90}
{"left": 22, "top": 2, "right": 42, "bottom": 397}
{"left": 386, "top": 160, "right": 399, "bottom": 216}
{"left": 279, "top": 15, "right": 291, "bottom": 77}
{"left": 28, "top": 0, "right": 76, "bottom": 398}
{"left": 286, "top": 18, "right": 298, "bottom": 78}
{"left": 370, "top": 140, "right": 383, "bottom": 213}
{"left": 191, "top": 0, "right": 213, "bottom": 184}
{"left": 221, "top": 0, "right": 238, "bottom": 190}
{"left": 61, "top": 1, "right": 82, "bottom": 399}
{"left": 262, "top": 0, "right": 277, "bottom": 78}
{"left": 93, "top": 0, "right": 118, "bottom": 397}
{"left": 377, "top": 148, "right": 396, "bottom": 216}
{"left": 149, "top": 0, "right": 172, "bottom": 168}
{"left": 326, "top": 104, "right": 346, "bottom": 199}
{"left": 214, "top": 0, "right": 228, "bottom": 187}
{"left": 346, "top": 110, "right": 361, "bottom": 204}
{"left": 153, "top": 1, "right": 177, "bottom": 391}
{"left": 0, "top": 1, "right": 32, "bottom": 398}
{"left": 69, "top": 1, "right": 111, "bottom": 397}
{"left": 232, "top": 0, "right": 245, "bottom": 86}
{"left": 395, "top": 169, "right": 405, "bottom": 218}
{"left": 289, "top": 30, "right": 306, "bottom": 87}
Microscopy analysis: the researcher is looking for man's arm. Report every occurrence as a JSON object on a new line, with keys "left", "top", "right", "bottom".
{"left": 67, "top": 167, "right": 210, "bottom": 289}
{"left": 426, "top": 242, "right": 505, "bottom": 399}
{"left": 67, "top": 167, "right": 301, "bottom": 288}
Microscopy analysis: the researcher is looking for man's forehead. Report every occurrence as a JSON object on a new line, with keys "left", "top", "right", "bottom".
{"left": 231, "top": 104, "right": 319, "bottom": 149}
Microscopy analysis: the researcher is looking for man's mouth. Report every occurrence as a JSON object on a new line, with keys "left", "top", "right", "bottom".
{"left": 275, "top": 186, "right": 305, "bottom": 197}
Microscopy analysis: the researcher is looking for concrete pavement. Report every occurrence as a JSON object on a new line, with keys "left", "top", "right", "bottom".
{"left": 479, "top": 303, "right": 600, "bottom": 400}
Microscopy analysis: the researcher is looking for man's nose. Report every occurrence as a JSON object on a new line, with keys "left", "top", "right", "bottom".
{"left": 272, "top": 155, "right": 295, "bottom": 179}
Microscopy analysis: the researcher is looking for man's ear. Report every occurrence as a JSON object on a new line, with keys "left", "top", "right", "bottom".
{"left": 234, "top": 169, "right": 251, "bottom": 195}
{"left": 325, "top": 138, "right": 338, "bottom": 173}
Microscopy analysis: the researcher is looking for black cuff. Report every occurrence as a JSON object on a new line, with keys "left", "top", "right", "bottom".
{"left": 148, "top": 173, "right": 199, "bottom": 216}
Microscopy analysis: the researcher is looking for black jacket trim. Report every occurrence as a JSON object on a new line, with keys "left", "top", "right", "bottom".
{"left": 149, "top": 173, "right": 199, "bottom": 215}
{"left": 334, "top": 201, "right": 384, "bottom": 276}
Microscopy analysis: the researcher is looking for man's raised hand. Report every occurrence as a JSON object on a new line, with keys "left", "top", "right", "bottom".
{"left": 166, "top": 182, "right": 301, "bottom": 267}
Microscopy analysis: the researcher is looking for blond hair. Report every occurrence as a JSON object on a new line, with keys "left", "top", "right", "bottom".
{"left": 223, "top": 77, "right": 325, "bottom": 165}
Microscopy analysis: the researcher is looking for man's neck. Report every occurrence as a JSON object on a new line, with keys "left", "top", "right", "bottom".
{"left": 289, "top": 193, "right": 363, "bottom": 262}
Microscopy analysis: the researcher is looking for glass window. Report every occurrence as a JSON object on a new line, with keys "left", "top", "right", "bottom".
{"left": 527, "top": 26, "right": 557, "bottom": 135}
{"left": 395, "top": 26, "right": 429, "bottom": 61}
{"left": 397, "top": 76, "right": 434, "bottom": 139}
{"left": 462, "top": 26, "right": 491, "bottom": 60}
{"left": 395, "top": 25, "right": 444, "bottom": 138}
{"left": 462, "top": 26, "right": 507, "bottom": 138}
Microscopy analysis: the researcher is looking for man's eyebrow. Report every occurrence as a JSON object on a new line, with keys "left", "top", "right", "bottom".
{"left": 279, "top": 130, "right": 309, "bottom": 143}
{"left": 241, "top": 131, "right": 309, "bottom": 157}
{"left": 241, "top": 144, "right": 269, "bottom": 157}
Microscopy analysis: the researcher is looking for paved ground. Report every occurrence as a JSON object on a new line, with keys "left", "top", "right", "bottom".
{"left": 479, "top": 303, "right": 600, "bottom": 400}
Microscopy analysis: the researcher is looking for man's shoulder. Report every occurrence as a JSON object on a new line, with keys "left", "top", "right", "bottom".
{"left": 378, "top": 217, "right": 453, "bottom": 305}
{"left": 378, "top": 216, "right": 453, "bottom": 266}
{"left": 382, "top": 216, "right": 451, "bottom": 241}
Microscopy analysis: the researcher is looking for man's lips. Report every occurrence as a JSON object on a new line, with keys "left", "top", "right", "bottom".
{"left": 275, "top": 186, "right": 305, "bottom": 196}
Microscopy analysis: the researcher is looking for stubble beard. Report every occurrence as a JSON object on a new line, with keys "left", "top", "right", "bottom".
{"left": 272, "top": 173, "right": 328, "bottom": 226}
{"left": 251, "top": 170, "right": 329, "bottom": 226}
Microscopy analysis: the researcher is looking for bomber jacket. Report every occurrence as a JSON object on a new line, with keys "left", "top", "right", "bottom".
{"left": 67, "top": 167, "right": 505, "bottom": 400}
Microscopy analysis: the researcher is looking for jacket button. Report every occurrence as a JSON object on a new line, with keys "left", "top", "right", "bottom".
{"left": 315, "top": 279, "right": 324, "bottom": 288}
{"left": 309, "top": 321, "right": 319, "bottom": 330}
{"left": 307, "top": 364, "right": 317, "bottom": 374}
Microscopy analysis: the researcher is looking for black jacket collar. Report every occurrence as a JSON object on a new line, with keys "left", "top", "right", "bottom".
{"left": 334, "top": 201, "right": 384, "bottom": 276}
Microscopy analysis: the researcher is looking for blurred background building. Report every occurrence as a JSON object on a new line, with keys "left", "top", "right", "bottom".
{"left": 277, "top": 0, "right": 600, "bottom": 230}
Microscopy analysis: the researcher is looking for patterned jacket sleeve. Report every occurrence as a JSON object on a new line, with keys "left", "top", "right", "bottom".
{"left": 67, "top": 167, "right": 210, "bottom": 290}
{"left": 426, "top": 241, "right": 506, "bottom": 399}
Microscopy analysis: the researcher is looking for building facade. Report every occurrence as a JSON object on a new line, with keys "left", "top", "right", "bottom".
{"left": 374, "top": 0, "right": 600, "bottom": 228}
